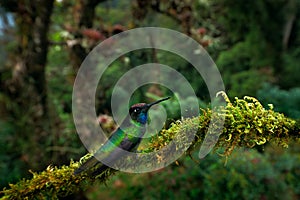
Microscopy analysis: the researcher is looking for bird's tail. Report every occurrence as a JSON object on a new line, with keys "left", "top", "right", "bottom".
{"left": 74, "top": 156, "right": 99, "bottom": 175}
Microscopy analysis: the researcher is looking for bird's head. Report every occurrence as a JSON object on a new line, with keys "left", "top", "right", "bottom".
{"left": 129, "top": 97, "right": 170, "bottom": 125}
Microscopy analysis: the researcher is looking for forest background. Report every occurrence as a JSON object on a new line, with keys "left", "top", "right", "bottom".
{"left": 0, "top": 0, "right": 300, "bottom": 199}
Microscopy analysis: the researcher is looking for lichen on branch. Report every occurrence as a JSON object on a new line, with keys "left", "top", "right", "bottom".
{"left": 1, "top": 94, "right": 299, "bottom": 199}
{"left": 147, "top": 92, "right": 298, "bottom": 158}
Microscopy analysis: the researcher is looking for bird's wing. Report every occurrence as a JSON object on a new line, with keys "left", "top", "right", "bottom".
{"left": 93, "top": 126, "right": 143, "bottom": 167}
{"left": 75, "top": 125, "right": 145, "bottom": 175}
{"left": 74, "top": 128, "right": 125, "bottom": 175}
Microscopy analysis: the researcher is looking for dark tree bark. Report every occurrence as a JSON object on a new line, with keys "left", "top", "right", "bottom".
{"left": 68, "top": 0, "right": 107, "bottom": 72}
{"left": 19, "top": 0, "right": 54, "bottom": 110}
{"left": 132, "top": 0, "right": 194, "bottom": 35}
{"left": 1, "top": 0, "right": 55, "bottom": 170}
{"left": 79, "top": 0, "right": 104, "bottom": 28}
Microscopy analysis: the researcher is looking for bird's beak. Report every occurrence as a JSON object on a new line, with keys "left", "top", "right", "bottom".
{"left": 146, "top": 97, "right": 171, "bottom": 109}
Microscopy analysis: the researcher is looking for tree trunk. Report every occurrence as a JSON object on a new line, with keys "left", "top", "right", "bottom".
{"left": 2, "top": 0, "right": 54, "bottom": 170}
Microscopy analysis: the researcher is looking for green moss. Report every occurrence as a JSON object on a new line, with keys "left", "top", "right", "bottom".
{"left": 0, "top": 161, "right": 115, "bottom": 199}
{"left": 1, "top": 94, "right": 299, "bottom": 199}
{"left": 146, "top": 92, "right": 298, "bottom": 159}
{"left": 217, "top": 95, "right": 298, "bottom": 156}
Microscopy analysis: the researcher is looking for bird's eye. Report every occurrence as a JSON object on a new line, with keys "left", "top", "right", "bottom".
{"left": 134, "top": 108, "right": 140, "bottom": 113}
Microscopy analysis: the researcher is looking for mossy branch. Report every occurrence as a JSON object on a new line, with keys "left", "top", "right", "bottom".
{"left": 1, "top": 93, "right": 299, "bottom": 199}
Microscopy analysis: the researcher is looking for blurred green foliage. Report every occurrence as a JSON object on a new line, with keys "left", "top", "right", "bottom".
{"left": 213, "top": 0, "right": 300, "bottom": 98}
{"left": 280, "top": 49, "right": 300, "bottom": 88}
{"left": 257, "top": 83, "right": 300, "bottom": 119}
{"left": 0, "top": 121, "right": 24, "bottom": 187}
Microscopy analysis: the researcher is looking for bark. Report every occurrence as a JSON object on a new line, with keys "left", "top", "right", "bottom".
{"left": 132, "top": 0, "right": 194, "bottom": 35}
{"left": 11, "top": 0, "right": 54, "bottom": 114}
{"left": 68, "top": 0, "right": 107, "bottom": 71}
{"left": 2, "top": 0, "right": 55, "bottom": 169}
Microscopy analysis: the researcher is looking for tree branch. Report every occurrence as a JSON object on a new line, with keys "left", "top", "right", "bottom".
{"left": 1, "top": 93, "right": 299, "bottom": 199}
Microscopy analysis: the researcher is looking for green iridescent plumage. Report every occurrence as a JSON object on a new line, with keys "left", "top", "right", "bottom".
{"left": 74, "top": 97, "right": 170, "bottom": 175}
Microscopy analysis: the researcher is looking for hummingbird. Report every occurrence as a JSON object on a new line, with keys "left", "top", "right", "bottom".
{"left": 74, "top": 97, "right": 170, "bottom": 175}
